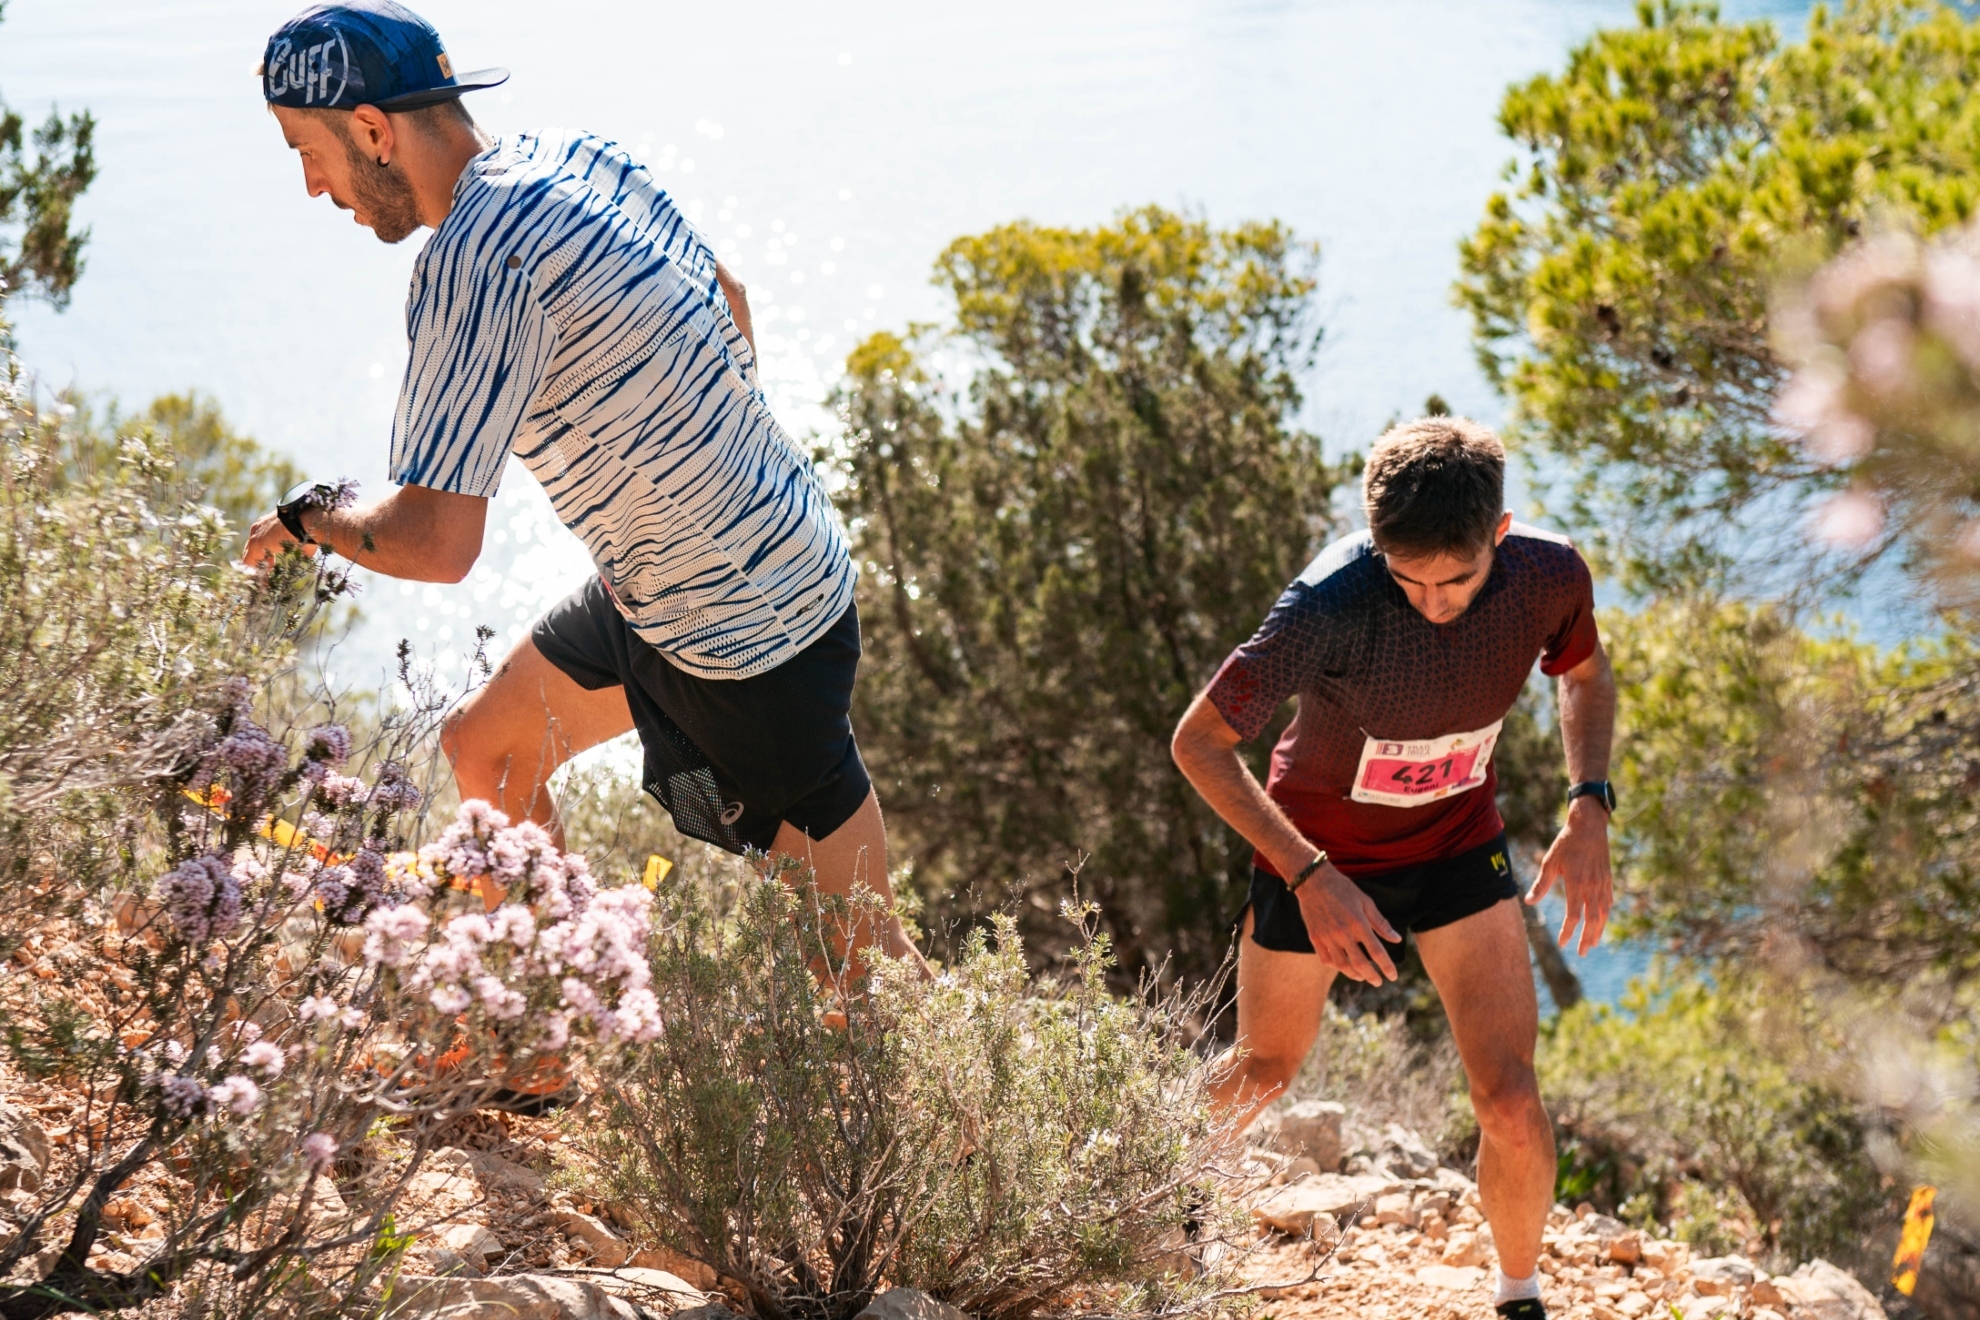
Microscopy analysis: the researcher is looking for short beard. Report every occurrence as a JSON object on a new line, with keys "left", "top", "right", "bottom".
{"left": 335, "top": 127, "right": 422, "bottom": 244}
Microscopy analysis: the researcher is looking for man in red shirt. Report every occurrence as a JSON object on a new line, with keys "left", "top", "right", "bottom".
{"left": 1172, "top": 417, "right": 1616, "bottom": 1320}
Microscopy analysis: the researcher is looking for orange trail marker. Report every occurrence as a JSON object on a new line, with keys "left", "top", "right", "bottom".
{"left": 1893, "top": 1184, "right": 1936, "bottom": 1296}
{"left": 643, "top": 854, "right": 674, "bottom": 890}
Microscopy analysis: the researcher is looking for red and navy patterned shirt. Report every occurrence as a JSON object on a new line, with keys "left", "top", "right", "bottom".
{"left": 1205, "top": 524, "right": 1598, "bottom": 876}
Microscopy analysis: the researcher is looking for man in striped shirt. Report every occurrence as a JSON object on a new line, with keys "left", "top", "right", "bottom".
{"left": 244, "top": 1, "right": 921, "bottom": 973}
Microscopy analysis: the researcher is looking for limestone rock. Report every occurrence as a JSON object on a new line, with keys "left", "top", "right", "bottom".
{"left": 1607, "top": 1229, "right": 1642, "bottom": 1265}
{"left": 1264, "top": 1100, "right": 1346, "bottom": 1171}
{"left": 673, "top": 1306, "right": 740, "bottom": 1320}
{"left": 629, "top": 1246, "right": 720, "bottom": 1292}
{"left": 1580, "top": 1213, "right": 1630, "bottom": 1241}
{"left": 441, "top": 1223, "right": 505, "bottom": 1272}
{"left": 464, "top": 1149, "right": 547, "bottom": 1197}
{"left": 1439, "top": 1228, "right": 1492, "bottom": 1268}
{"left": 856, "top": 1287, "right": 971, "bottom": 1320}
{"left": 0, "top": 1103, "right": 49, "bottom": 1193}
{"left": 1690, "top": 1255, "right": 1759, "bottom": 1295}
{"left": 420, "top": 1247, "right": 479, "bottom": 1279}
{"left": 394, "top": 1272, "right": 647, "bottom": 1319}
{"left": 1414, "top": 1263, "right": 1483, "bottom": 1292}
{"left": 1431, "top": 1166, "right": 1477, "bottom": 1195}
{"left": 407, "top": 1148, "right": 481, "bottom": 1216}
{"left": 1373, "top": 1191, "right": 1415, "bottom": 1227}
{"left": 1639, "top": 1237, "right": 1687, "bottom": 1272}
{"left": 1250, "top": 1173, "right": 1401, "bottom": 1235}
{"left": 586, "top": 1268, "right": 708, "bottom": 1308}
{"left": 1375, "top": 1123, "right": 1439, "bottom": 1179}
{"left": 557, "top": 1210, "right": 633, "bottom": 1268}
{"left": 1772, "top": 1259, "right": 1887, "bottom": 1320}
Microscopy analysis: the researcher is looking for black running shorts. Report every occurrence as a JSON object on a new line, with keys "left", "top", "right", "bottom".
{"left": 1244, "top": 832, "right": 1520, "bottom": 957}
{"left": 532, "top": 576, "right": 872, "bottom": 855}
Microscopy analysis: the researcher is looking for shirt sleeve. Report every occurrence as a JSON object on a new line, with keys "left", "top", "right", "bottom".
{"left": 1538, "top": 546, "right": 1600, "bottom": 676}
{"left": 390, "top": 232, "right": 556, "bottom": 498}
{"left": 1205, "top": 584, "right": 1331, "bottom": 743}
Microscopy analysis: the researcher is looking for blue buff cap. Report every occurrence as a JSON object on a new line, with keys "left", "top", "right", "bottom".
{"left": 261, "top": 1, "right": 508, "bottom": 112}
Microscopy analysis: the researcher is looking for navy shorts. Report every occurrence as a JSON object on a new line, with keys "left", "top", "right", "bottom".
{"left": 532, "top": 576, "right": 872, "bottom": 855}
{"left": 1245, "top": 832, "right": 1520, "bottom": 958}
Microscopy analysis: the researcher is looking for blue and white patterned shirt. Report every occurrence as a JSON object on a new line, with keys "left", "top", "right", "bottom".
{"left": 390, "top": 130, "right": 856, "bottom": 679}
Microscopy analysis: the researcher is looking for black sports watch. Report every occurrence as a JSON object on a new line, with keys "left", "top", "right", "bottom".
{"left": 276, "top": 480, "right": 351, "bottom": 545}
{"left": 1567, "top": 780, "right": 1617, "bottom": 814}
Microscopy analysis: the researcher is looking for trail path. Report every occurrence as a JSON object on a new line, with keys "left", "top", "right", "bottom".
{"left": 1232, "top": 1153, "right": 1888, "bottom": 1320}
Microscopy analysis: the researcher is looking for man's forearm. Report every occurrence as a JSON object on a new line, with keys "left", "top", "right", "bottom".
{"left": 1173, "top": 705, "right": 1316, "bottom": 877}
{"left": 300, "top": 488, "right": 483, "bottom": 583}
{"left": 1557, "top": 655, "right": 1617, "bottom": 783}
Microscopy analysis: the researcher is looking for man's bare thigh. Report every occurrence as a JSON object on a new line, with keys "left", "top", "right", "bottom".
{"left": 448, "top": 635, "right": 635, "bottom": 770}
{"left": 1413, "top": 898, "right": 1539, "bottom": 1085}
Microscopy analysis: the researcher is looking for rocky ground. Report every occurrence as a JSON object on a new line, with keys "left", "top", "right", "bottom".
{"left": 1233, "top": 1102, "right": 1888, "bottom": 1320}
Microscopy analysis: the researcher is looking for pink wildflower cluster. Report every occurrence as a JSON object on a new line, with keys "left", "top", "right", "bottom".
{"left": 157, "top": 854, "right": 245, "bottom": 944}
{"left": 314, "top": 847, "right": 401, "bottom": 924}
{"left": 153, "top": 1067, "right": 270, "bottom": 1120}
{"left": 369, "top": 801, "right": 660, "bottom": 1049}
{"left": 1776, "top": 227, "right": 1980, "bottom": 554}
{"left": 298, "top": 722, "right": 353, "bottom": 782}
{"left": 201, "top": 718, "right": 289, "bottom": 808}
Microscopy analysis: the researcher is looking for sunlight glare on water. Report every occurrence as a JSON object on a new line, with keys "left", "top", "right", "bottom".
{"left": 0, "top": 0, "right": 1807, "bottom": 725}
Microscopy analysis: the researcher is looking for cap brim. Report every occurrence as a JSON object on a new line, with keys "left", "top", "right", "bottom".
{"left": 372, "top": 68, "right": 509, "bottom": 112}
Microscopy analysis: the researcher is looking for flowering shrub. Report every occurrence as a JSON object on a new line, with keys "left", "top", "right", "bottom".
{"left": 576, "top": 869, "right": 1244, "bottom": 1320}
{"left": 0, "top": 377, "right": 653, "bottom": 1317}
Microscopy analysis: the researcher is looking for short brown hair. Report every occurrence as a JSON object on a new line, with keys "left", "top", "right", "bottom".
{"left": 1362, "top": 417, "right": 1506, "bottom": 558}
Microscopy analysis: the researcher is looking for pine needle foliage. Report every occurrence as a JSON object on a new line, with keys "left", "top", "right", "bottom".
{"left": 830, "top": 206, "right": 1347, "bottom": 981}
{"left": 1458, "top": 0, "right": 1980, "bottom": 593}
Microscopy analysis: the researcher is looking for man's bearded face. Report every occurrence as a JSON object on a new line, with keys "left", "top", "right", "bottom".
{"left": 333, "top": 124, "right": 422, "bottom": 245}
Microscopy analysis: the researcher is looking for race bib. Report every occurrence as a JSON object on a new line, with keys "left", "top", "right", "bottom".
{"left": 1350, "top": 720, "right": 1503, "bottom": 808}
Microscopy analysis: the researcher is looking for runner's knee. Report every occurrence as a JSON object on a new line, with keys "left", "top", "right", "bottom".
{"left": 1234, "top": 1047, "right": 1304, "bottom": 1098}
{"left": 1468, "top": 1068, "right": 1547, "bottom": 1142}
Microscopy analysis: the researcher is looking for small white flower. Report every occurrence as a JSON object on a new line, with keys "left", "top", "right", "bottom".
{"left": 301, "top": 1131, "right": 338, "bottom": 1169}
{"left": 242, "top": 1041, "right": 286, "bottom": 1077}
{"left": 209, "top": 1074, "right": 262, "bottom": 1116}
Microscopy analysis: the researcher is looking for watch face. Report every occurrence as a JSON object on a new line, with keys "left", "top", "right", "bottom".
{"left": 279, "top": 480, "right": 320, "bottom": 510}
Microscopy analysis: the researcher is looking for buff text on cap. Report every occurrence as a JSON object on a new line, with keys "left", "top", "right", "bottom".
{"left": 260, "top": 1, "right": 508, "bottom": 113}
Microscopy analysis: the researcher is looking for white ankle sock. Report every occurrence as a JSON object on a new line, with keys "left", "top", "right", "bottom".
{"left": 1494, "top": 1270, "right": 1541, "bottom": 1305}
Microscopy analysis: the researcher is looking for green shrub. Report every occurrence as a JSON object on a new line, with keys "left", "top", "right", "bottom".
{"left": 576, "top": 869, "right": 1243, "bottom": 1320}
{"left": 1537, "top": 972, "right": 1893, "bottom": 1267}
{"left": 831, "top": 206, "right": 1349, "bottom": 983}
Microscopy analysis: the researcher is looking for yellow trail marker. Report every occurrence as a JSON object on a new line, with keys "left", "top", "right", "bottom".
{"left": 642, "top": 854, "right": 674, "bottom": 890}
{"left": 1893, "top": 1184, "right": 1937, "bottom": 1296}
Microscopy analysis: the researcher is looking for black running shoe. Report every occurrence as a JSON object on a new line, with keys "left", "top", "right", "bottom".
{"left": 1495, "top": 1300, "right": 1546, "bottom": 1319}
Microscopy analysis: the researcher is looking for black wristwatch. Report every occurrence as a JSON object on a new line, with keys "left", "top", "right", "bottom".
{"left": 276, "top": 479, "right": 353, "bottom": 545}
{"left": 1567, "top": 780, "right": 1617, "bottom": 814}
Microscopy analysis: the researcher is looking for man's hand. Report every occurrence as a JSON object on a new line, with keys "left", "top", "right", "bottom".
{"left": 242, "top": 511, "right": 317, "bottom": 570}
{"left": 1294, "top": 860, "right": 1402, "bottom": 985}
{"left": 1527, "top": 796, "right": 1613, "bottom": 955}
